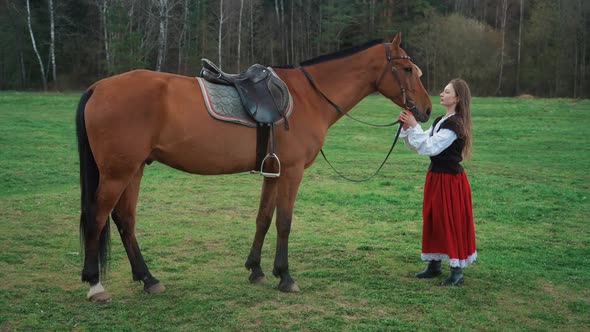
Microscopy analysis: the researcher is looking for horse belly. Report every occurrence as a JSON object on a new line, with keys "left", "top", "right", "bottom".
{"left": 152, "top": 127, "right": 257, "bottom": 175}
{"left": 152, "top": 77, "right": 258, "bottom": 175}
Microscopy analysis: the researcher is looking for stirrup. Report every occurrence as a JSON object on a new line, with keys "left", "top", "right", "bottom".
{"left": 260, "top": 153, "right": 281, "bottom": 178}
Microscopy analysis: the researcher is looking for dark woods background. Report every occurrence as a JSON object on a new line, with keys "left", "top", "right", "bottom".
{"left": 1, "top": 0, "right": 588, "bottom": 97}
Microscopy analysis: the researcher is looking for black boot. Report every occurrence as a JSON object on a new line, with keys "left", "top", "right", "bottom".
{"left": 415, "top": 260, "right": 442, "bottom": 278}
{"left": 441, "top": 267, "right": 464, "bottom": 286}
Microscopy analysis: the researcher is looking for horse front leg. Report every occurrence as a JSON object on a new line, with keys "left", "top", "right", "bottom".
{"left": 245, "top": 177, "right": 278, "bottom": 284}
{"left": 273, "top": 165, "right": 304, "bottom": 292}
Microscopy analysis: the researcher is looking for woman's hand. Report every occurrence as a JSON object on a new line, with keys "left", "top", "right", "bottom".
{"left": 398, "top": 110, "right": 418, "bottom": 130}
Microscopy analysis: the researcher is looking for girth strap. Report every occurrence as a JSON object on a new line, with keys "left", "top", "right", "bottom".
{"left": 255, "top": 124, "right": 270, "bottom": 172}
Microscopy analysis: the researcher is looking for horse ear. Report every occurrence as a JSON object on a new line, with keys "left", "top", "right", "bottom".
{"left": 391, "top": 32, "right": 402, "bottom": 47}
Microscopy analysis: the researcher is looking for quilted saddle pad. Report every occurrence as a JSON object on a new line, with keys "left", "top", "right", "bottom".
{"left": 196, "top": 74, "right": 293, "bottom": 128}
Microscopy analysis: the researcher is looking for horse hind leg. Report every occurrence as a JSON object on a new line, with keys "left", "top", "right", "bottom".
{"left": 78, "top": 90, "right": 113, "bottom": 303}
{"left": 111, "top": 165, "right": 165, "bottom": 294}
{"left": 245, "top": 177, "right": 278, "bottom": 284}
{"left": 81, "top": 176, "right": 130, "bottom": 303}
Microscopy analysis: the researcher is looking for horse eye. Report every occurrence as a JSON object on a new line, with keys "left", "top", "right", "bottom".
{"left": 404, "top": 67, "right": 412, "bottom": 73}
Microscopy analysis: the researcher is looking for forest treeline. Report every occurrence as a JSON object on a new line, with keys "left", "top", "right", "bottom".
{"left": 0, "top": 0, "right": 588, "bottom": 97}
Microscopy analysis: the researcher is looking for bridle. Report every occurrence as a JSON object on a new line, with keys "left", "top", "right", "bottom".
{"left": 297, "top": 42, "right": 419, "bottom": 182}
{"left": 375, "top": 43, "right": 418, "bottom": 114}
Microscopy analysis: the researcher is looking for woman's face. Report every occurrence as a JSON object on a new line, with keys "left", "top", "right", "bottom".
{"left": 440, "top": 83, "right": 459, "bottom": 108}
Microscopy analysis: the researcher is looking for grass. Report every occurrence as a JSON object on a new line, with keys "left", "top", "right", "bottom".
{"left": 0, "top": 91, "right": 589, "bottom": 331}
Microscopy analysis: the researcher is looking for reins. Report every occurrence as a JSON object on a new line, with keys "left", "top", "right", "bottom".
{"left": 298, "top": 42, "right": 416, "bottom": 182}
{"left": 319, "top": 123, "right": 402, "bottom": 182}
{"left": 298, "top": 66, "right": 399, "bottom": 128}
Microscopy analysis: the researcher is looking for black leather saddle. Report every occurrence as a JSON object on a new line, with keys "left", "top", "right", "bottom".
{"left": 199, "top": 59, "right": 291, "bottom": 177}
{"left": 200, "top": 59, "right": 290, "bottom": 125}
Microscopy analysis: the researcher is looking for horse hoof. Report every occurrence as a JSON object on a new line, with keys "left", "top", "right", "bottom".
{"left": 145, "top": 282, "right": 166, "bottom": 294}
{"left": 278, "top": 282, "right": 300, "bottom": 293}
{"left": 250, "top": 276, "right": 268, "bottom": 284}
{"left": 88, "top": 292, "right": 112, "bottom": 304}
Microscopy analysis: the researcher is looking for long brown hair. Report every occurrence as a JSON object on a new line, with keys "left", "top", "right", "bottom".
{"left": 450, "top": 78, "right": 472, "bottom": 160}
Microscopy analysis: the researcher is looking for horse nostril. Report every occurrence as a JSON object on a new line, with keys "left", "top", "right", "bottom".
{"left": 427, "top": 107, "right": 432, "bottom": 116}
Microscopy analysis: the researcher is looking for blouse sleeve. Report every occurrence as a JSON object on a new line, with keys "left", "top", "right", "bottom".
{"left": 401, "top": 124, "right": 457, "bottom": 156}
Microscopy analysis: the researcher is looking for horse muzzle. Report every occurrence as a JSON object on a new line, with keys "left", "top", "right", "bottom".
{"left": 406, "top": 101, "right": 431, "bottom": 123}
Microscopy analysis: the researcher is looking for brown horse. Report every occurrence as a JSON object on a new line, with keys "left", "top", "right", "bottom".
{"left": 76, "top": 33, "right": 431, "bottom": 303}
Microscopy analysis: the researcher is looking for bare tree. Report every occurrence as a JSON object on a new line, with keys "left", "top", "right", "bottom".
{"left": 155, "top": 0, "right": 170, "bottom": 72}
{"left": 178, "top": 0, "right": 190, "bottom": 73}
{"left": 237, "top": 0, "right": 244, "bottom": 70}
{"left": 25, "top": 0, "right": 47, "bottom": 91}
{"left": 97, "top": 0, "right": 113, "bottom": 74}
{"left": 290, "top": 0, "right": 294, "bottom": 64}
{"left": 48, "top": 0, "right": 56, "bottom": 85}
{"left": 496, "top": 0, "right": 508, "bottom": 95}
{"left": 516, "top": 0, "right": 524, "bottom": 95}
{"left": 6, "top": 1, "right": 27, "bottom": 87}
{"left": 317, "top": 2, "right": 322, "bottom": 54}
{"left": 370, "top": 0, "right": 375, "bottom": 35}
{"left": 218, "top": 0, "right": 223, "bottom": 66}
{"left": 272, "top": 0, "right": 286, "bottom": 64}
{"left": 273, "top": 0, "right": 279, "bottom": 63}
{"left": 249, "top": 0, "right": 254, "bottom": 64}
{"left": 274, "top": 0, "right": 280, "bottom": 26}
{"left": 280, "top": 0, "right": 286, "bottom": 63}
{"left": 580, "top": 0, "right": 587, "bottom": 97}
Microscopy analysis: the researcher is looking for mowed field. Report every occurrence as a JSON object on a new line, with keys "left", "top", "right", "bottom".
{"left": 0, "top": 91, "right": 588, "bottom": 331}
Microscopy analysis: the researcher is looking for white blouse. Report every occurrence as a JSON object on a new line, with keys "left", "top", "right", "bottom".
{"left": 399, "top": 114, "right": 457, "bottom": 156}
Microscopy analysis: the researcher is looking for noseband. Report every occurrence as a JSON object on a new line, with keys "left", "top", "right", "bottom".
{"left": 375, "top": 43, "right": 417, "bottom": 113}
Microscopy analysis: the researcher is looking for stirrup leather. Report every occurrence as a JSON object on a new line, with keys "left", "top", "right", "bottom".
{"left": 252, "top": 123, "right": 281, "bottom": 178}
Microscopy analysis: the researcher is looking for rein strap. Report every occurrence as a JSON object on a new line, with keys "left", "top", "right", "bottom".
{"left": 319, "top": 122, "right": 402, "bottom": 182}
{"left": 298, "top": 66, "right": 399, "bottom": 128}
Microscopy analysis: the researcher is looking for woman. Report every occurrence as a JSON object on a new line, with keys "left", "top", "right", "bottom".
{"left": 398, "top": 78, "right": 477, "bottom": 286}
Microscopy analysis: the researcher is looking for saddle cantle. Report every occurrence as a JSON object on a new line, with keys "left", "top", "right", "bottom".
{"left": 198, "top": 59, "right": 293, "bottom": 178}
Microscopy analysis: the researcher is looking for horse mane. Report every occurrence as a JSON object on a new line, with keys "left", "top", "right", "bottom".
{"left": 273, "top": 39, "right": 384, "bottom": 68}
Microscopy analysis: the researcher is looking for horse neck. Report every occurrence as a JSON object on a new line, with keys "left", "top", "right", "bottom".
{"left": 297, "top": 47, "right": 383, "bottom": 127}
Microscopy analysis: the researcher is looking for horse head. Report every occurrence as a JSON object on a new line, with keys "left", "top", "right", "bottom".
{"left": 375, "top": 33, "right": 432, "bottom": 123}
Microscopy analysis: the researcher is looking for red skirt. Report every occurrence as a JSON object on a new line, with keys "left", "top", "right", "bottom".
{"left": 421, "top": 170, "right": 477, "bottom": 268}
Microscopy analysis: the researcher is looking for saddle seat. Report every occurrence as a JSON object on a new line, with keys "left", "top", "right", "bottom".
{"left": 200, "top": 59, "right": 290, "bottom": 124}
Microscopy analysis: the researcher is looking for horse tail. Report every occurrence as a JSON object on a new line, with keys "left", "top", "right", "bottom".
{"left": 76, "top": 89, "right": 110, "bottom": 277}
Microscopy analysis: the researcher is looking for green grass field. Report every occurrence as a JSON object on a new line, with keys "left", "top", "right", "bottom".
{"left": 1, "top": 91, "right": 589, "bottom": 331}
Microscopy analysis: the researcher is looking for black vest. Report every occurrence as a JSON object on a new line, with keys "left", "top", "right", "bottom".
{"left": 429, "top": 116, "right": 464, "bottom": 173}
